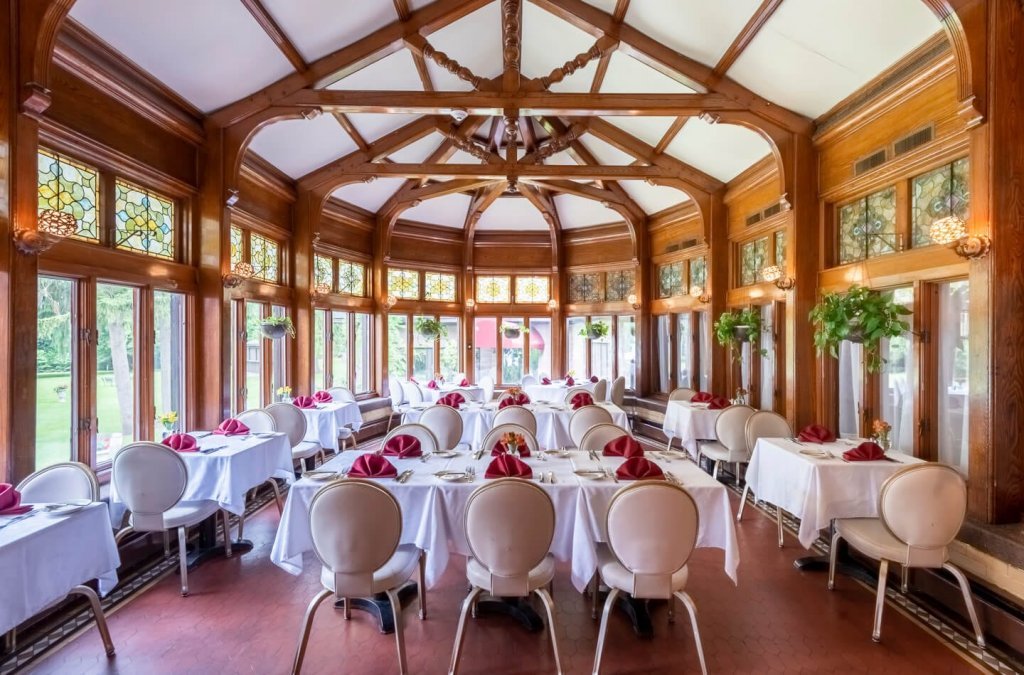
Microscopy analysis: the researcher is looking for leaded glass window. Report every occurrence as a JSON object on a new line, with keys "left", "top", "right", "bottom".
{"left": 314, "top": 254, "right": 333, "bottom": 289}
{"left": 37, "top": 149, "right": 99, "bottom": 241}
{"left": 775, "top": 231, "right": 787, "bottom": 269}
{"left": 569, "top": 273, "right": 602, "bottom": 303}
{"left": 912, "top": 158, "right": 970, "bottom": 248}
{"left": 689, "top": 257, "right": 706, "bottom": 292}
{"left": 838, "top": 186, "right": 897, "bottom": 264}
{"left": 114, "top": 180, "right": 175, "bottom": 259}
{"left": 339, "top": 261, "right": 365, "bottom": 296}
{"left": 739, "top": 237, "right": 768, "bottom": 286}
{"left": 606, "top": 269, "right": 636, "bottom": 302}
{"left": 476, "top": 275, "right": 511, "bottom": 303}
{"left": 230, "top": 227, "right": 243, "bottom": 268}
{"left": 250, "top": 233, "right": 280, "bottom": 282}
{"left": 424, "top": 272, "right": 457, "bottom": 301}
{"left": 515, "top": 276, "right": 550, "bottom": 303}
{"left": 658, "top": 263, "right": 683, "bottom": 298}
{"left": 388, "top": 268, "right": 420, "bottom": 300}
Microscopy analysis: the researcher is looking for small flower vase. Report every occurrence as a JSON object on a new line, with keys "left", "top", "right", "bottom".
{"left": 161, "top": 426, "right": 173, "bottom": 440}
{"left": 875, "top": 432, "right": 891, "bottom": 452}
{"left": 507, "top": 443, "right": 519, "bottom": 457}
{"left": 281, "top": 395, "right": 292, "bottom": 403}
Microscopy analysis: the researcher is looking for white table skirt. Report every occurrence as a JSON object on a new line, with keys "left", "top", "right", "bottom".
{"left": 302, "top": 401, "right": 364, "bottom": 451}
{"left": 744, "top": 438, "right": 922, "bottom": 548}
{"left": 419, "top": 385, "right": 484, "bottom": 403}
{"left": 663, "top": 401, "right": 722, "bottom": 456}
{"left": 271, "top": 449, "right": 739, "bottom": 592}
{"left": 404, "top": 402, "right": 629, "bottom": 450}
{"left": 524, "top": 381, "right": 596, "bottom": 404}
{"left": 0, "top": 502, "right": 120, "bottom": 634}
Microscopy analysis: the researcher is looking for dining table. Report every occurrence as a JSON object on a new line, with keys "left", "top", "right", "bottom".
{"left": 524, "top": 380, "right": 597, "bottom": 404}
{"left": 418, "top": 383, "right": 485, "bottom": 403}
{"left": 300, "top": 400, "right": 364, "bottom": 451}
{"left": 662, "top": 400, "right": 723, "bottom": 457}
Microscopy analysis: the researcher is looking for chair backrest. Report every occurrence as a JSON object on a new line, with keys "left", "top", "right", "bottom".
{"left": 381, "top": 423, "right": 439, "bottom": 455}
{"left": 610, "top": 376, "right": 626, "bottom": 406}
{"left": 17, "top": 461, "right": 99, "bottom": 503}
{"left": 445, "top": 388, "right": 475, "bottom": 403}
{"left": 401, "top": 381, "right": 424, "bottom": 405}
{"left": 112, "top": 442, "right": 187, "bottom": 531}
{"left": 605, "top": 481, "right": 699, "bottom": 599}
{"left": 714, "top": 405, "right": 756, "bottom": 452}
{"left": 309, "top": 479, "right": 403, "bottom": 597}
{"left": 479, "top": 376, "right": 495, "bottom": 402}
{"left": 326, "top": 386, "right": 356, "bottom": 402}
{"left": 453, "top": 372, "right": 467, "bottom": 384}
{"left": 492, "top": 405, "right": 538, "bottom": 435}
{"left": 593, "top": 379, "right": 608, "bottom": 401}
{"left": 578, "top": 423, "right": 632, "bottom": 456}
{"left": 669, "top": 387, "right": 697, "bottom": 402}
{"left": 387, "top": 375, "right": 405, "bottom": 407}
{"left": 265, "top": 402, "right": 307, "bottom": 447}
{"left": 237, "top": 409, "right": 276, "bottom": 433}
{"left": 418, "top": 405, "right": 463, "bottom": 451}
{"left": 569, "top": 405, "right": 614, "bottom": 447}
{"left": 521, "top": 374, "right": 538, "bottom": 387}
{"left": 879, "top": 464, "right": 966, "bottom": 567}
{"left": 464, "top": 478, "right": 555, "bottom": 596}
{"left": 744, "top": 411, "right": 792, "bottom": 450}
{"left": 563, "top": 386, "right": 593, "bottom": 405}
{"left": 479, "top": 424, "right": 539, "bottom": 456}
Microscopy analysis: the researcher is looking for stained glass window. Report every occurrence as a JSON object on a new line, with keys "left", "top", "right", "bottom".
{"left": 37, "top": 149, "right": 99, "bottom": 241}
{"left": 476, "top": 275, "right": 510, "bottom": 303}
{"left": 689, "top": 257, "right": 706, "bottom": 292}
{"left": 114, "top": 180, "right": 175, "bottom": 259}
{"left": 388, "top": 268, "right": 420, "bottom": 300}
{"left": 339, "top": 261, "right": 365, "bottom": 296}
{"left": 838, "top": 186, "right": 897, "bottom": 264}
{"left": 250, "top": 233, "right": 280, "bottom": 283}
{"left": 606, "top": 269, "right": 636, "bottom": 302}
{"left": 774, "top": 231, "right": 787, "bottom": 269}
{"left": 314, "top": 254, "right": 333, "bottom": 290}
{"left": 657, "top": 263, "right": 683, "bottom": 298}
{"left": 230, "top": 227, "right": 243, "bottom": 269}
{"left": 424, "top": 272, "right": 457, "bottom": 301}
{"left": 912, "top": 158, "right": 970, "bottom": 248}
{"left": 515, "top": 276, "right": 550, "bottom": 303}
{"left": 569, "top": 273, "right": 602, "bottom": 303}
{"left": 739, "top": 237, "right": 768, "bottom": 286}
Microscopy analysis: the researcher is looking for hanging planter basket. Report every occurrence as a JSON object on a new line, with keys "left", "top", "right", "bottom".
{"left": 731, "top": 325, "right": 753, "bottom": 342}
{"left": 580, "top": 322, "right": 610, "bottom": 341}
{"left": 261, "top": 323, "right": 287, "bottom": 339}
{"left": 415, "top": 317, "right": 446, "bottom": 342}
{"left": 502, "top": 327, "right": 522, "bottom": 340}
{"left": 845, "top": 321, "right": 866, "bottom": 343}
{"left": 260, "top": 317, "right": 296, "bottom": 340}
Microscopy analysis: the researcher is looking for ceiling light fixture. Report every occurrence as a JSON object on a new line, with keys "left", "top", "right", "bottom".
{"left": 689, "top": 285, "right": 711, "bottom": 304}
{"left": 382, "top": 294, "right": 398, "bottom": 310}
{"left": 546, "top": 298, "right": 557, "bottom": 311}
{"left": 627, "top": 293, "right": 641, "bottom": 310}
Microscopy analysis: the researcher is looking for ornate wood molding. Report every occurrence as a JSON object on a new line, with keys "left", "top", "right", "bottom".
{"left": 436, "top": 124, "right": 497, "bottom": 161}
{"left": 539, "top": 39, "right": 608, "bottom": 90}
{"left": 419, "top": 40, "right": 484, "bottom": 90}
{"left": 534, "top": 123, "right": 587, "bottom": 160}
{"left": 501, "top": 0, "right": 522, "bottom": 90}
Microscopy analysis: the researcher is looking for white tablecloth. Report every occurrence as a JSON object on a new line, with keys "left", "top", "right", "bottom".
{"left": 301, "top": 401, "right": 364, "bottom": 451}
{"left": 0, "top": 502, "right": 120, "bottom": 633}
{"left": 525, "top": 381, "right": 596, "bottom": 404}
{"left": 744, "top": 438, "right": 922, "bottom": 548}
{"left": 404, "top": 402, "right": 629, "bottom": 450}
{"left": 271, "top": 449, "right": 739, "bottom": 592}
{"left": 663, "top": 401, "right": 722, "bottom": 456}
{"left": 419, "top": 384, "right": 484, "bottom": 403}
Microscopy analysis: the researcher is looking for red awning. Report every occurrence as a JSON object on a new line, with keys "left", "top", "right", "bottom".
{"left": 473, "top": 318, "right": 545, "bottom": 350}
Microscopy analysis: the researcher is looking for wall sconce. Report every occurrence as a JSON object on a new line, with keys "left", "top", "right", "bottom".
{"left": 17, "top": 154, "right": 79, "bottom": 254}
{"left": 626, "top": 293, "right": 641, "bottom": 310}
{"left": 546, "top": 298, "right": 557, "bottom": 312}
{"left": 311, "top": 282, "right": 331, "bottom": 301}
{"left": 382, "top": 294, "right": 398, "bottom": 310}
{"left": 760, "top": 265, "right": 796, "bottom": 290}
{"left": 465, "top": 298, "right": 476, "bottom": 311}
{"left": 930, "top": 215, "right": 992, "bottom": 259}
{"left": 689, "top": 286, "right": 711, "bottom": 304}
{"left": 222, "top": 261, "right": 254, "bottom": 288}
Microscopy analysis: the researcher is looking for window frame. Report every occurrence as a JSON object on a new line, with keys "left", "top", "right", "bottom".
{"left": 311, "top": 307, "right": 375, "bottom": 396}
{"left": 385, "top": 312, "right": 462, "bottom": 381}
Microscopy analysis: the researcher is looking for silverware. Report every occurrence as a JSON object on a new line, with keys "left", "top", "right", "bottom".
{"left": 605, "top": 467, "right": 619, "bottom": 483}
{"left": 201, "top": 445, "right": 227, "bottom": 454}
{"left": 419, "top": 452, "right": 432, "bottom": 463}
{"left": 0, "top": 511, "right": 37, "bottom": 530}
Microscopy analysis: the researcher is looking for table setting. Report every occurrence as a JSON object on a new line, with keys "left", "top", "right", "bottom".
{"left": 662, "top": 394, "right": 730, "bottom": 456}
{"left": 294, "top": 390, "right": 364, "bottom": 451}
{"left": 524, "top": 377, "right": 597, "bottom": 403}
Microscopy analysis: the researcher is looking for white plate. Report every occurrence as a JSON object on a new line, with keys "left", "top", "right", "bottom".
{"left": 434, "top": 451, "right": 459, "bottom": 458}
{"left": 435, "top": 471, "right": 470, "bottom": 482}
{"left": 303, "top": 471, "right": 338, "bottom": 482}
{"left": 574, "top": 470, "right": 607, "bottom": 480}
{"left": 39, "top": 499, "right": 92, "bottom": 516}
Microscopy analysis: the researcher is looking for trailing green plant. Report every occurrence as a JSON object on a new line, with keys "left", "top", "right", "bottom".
{"left": 809, "top": 284, "right": 911, "bottom": 373}
{"left": 260, "top": 316, "right": 296, "bottom": 339}
{"left": 713, "top": 308, "right": 766, "bottom": 361}
{"left": 414, "top": 317, "right": 447, "bottom": 341}
{"left": 579, "top": 321, "right": 610, "bottom": 340}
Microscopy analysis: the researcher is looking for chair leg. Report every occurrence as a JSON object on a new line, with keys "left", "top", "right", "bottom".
{"left": 114, "top": 526, "right": 135, "bottom": 546}
{"left": 343, "top": 598, "right": 351, "bottom": 620}
{"left": 69, "top": 585, "right": 115, "bottom": 657}
{"left": 268, "top": 478, "right": 284, "bottom": 514}
{"left": 237, "top": 515, "right": 245, "bottom": 541}
{"left": 872, "top": 559, "right": 890, "bottom": 642}
{"left": 712, "top": 460, "right": 720, "bottom": 481}
{"left": 592, "top": 587, "right": 620, "bottom": 675}
{"left": 901, "top": 565, "right": 909, "bottom": 593}
{"left": 676, "top": 591, "right": 708, "bottom": 675}
{"left": 386, "top": 412, "right": 396, "bottom": 433}
{"left": 386, "top": 588, "right": 408, "bottom": 675}
{"left": 827, "top": 531, "right": 842, "bottom": 590}
{"left": 776, "top": 505, "right": 784, "bottom": 548}
{"left": 221, "top": 511, "right": 233, "bottom": 558}
{"left": 735, "top": 461, "right": 742, "bottom": 486}
{"left": 418, "top": 552, "right": 427, "bottom": 620}
{"left": 590, "top": 571, "right": 600, "bottom": 619}
{"left": 943, "top": 562, "right": 986, "bottom": 648}
{"left": 737, "top": 483, "right": 750, "bottom": 521}
{"left": 665, "top": 436, "right": 673, "bottom": 453}
{"left": 177, "top": 526, "right": 190, "bottom": 597}
{"left": 290, "top": 589, "right": 332, "bottom": 675}
{"left": 448, "top": 587, "right": 483, "bottom": 675}
{"left": 163, "top": 530, "right": 171, "bottom": 556}
{"left": 534, "top": 587, "right": 563, "bottom": 675}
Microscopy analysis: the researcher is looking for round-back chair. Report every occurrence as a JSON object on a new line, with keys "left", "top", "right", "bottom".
{"left": 593, "top": 378, "right": 608, "bottom": 402}
{"left": 578, "top": 424, "right": 632, "bottom": 457}
{"left": 236, "top": 409, "right": 276, "bottom": 433}
{"left": 418, "top": 405, "right": 464, "bottom": 451}
{"left": 326, "top": 386, "right": 356, "bottom": 402}
{"left": 381, "top": 423, "right": 440, "bottom": 456}
{"left": 479, "top": 424, "right": 539, "bottom": 457}
{"left": 610, "top": 376, "right": 626, "bottom": 406}
{"left": 569, "top": 405, "right": 614, "bottom": 448}
{"left": 17, "top": 461, "right": 99, "bottom": 503}
{"left": 491, "top": 405, "right": 538, "bottom": 435}
{"left": 697, "top": 405, "right": 755, "bottom": 483}
{"left": 669, "top": 387, "right": 697, "bottom": 402}
{"left": 563, "top": 386, "right": 593, "bottom": 406}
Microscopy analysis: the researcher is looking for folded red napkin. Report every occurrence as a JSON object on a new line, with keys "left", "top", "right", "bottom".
{"left": 570, "top": 392, "right": 594, "bottom": 409}
{"left": 707, "top": 396, "right": 731, "bottom": 410}
{"left": 426, "top": 380, "right": 438, "bottom": 390}
{"left": 691, "top": 391, "right": 713, "bottom": 403}
{"left": 437, "top": 392, "right": 465, "bottom": 409}
{"left": 0, "top": 483, "right": 31, "bottom": 515}
{"left": 484, "top": 454, "right": 533, "bottom": 479}
{"left": 541, "top": 377, "right": 551, "bottom": 385}
{"left": 491, "top": 440, "right": 532, "bottom": 458}
{"left": 162, "top": 433, "right": 198, "bottom": 452}
{"left": 292, "top": 396, "right": 316, "bottom": 409}
{"left": 603, "top": 436, "right": 644, "bottom": 458}
{"left": 616, "top": 457, "right": 665, "bottom": 480}
{"left": 212, "top": 418, "right": 251, "bottom": 435}
{"left": 498, "top": 393, "right": 530, "bottom": 409}
{"left": 380, "top": 434, "right": 422, "bottom": 458}
{"left": 313, "top": 390, "right": 333, "bottom": 403}
{"left": 348, "top": 453, "right": 398, "bottom": 478}
{"left": 843, "top": 441, "right": 885, "bottom": 462}
{"left": 798, "top": 424, "right": 836, "bottom": 443}
{"left": 460, "top": 378, "right": 469, "bottom": 387}
{"left": 590, "top": 375, "right": 599, "bottom": 383}
{"left": 565, "top": 376, "right": 575, "bottom": 386}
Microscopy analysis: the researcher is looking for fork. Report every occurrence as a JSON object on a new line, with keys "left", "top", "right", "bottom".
{"left": 419, "top": 452, "right": 432, "bottom": 463}
{"left": 605, "top": 467, "right": 619, "bottom": 483}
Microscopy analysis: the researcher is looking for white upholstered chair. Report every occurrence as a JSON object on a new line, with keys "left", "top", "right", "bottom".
{"left": 113, "top": 442, "right": 231, "bottom": 596}
{"left": 563, "top": 386, "right": 593, "bottom": 406}
{"left": 444, "top": 387, "right": 475, "bottom": 404}
{"left": 737, "top": 411, "right": 793, "bottom": 523}
{"left": 291, "top": 480, "right": 426, "bottom": 674}
{"left": 401, "top": 381, "right": 424, "bottom": 406}
{"left": 609, "top": 376, "right": 626, "bottom": 407}
{"left": 591, "top": 481, "right": 706, "bottom": 675}
{"left": 325, "top": 386, "right": 356, "bottom": 451}
{"left": 418, "top": 405, "right": 464, "bottom": 452}
{"left": 669, "top": 387, "right": 697, "bottom": 402}
{"left": 449, "top": 478, "right": 561, "bottom": 674}
{"left": 479, "top": 375, "right": 495, "bottom": 403}
{"left": 326, "top": 386, "right": 356, "bottom": 402}
{"left": 17, "top": 461, "right": 99, "bottom": 503}
{"left": 828, "top": 464, "right": 984, "bottom": 647}
{"left": 592, "top": 378, "right": 608, "bottom": 402}
{"left": 492, "top": 405, "right": 538, "bottom": 436}
{"left": 387, "top": 375, "right": 409, "bottom": 432}
{"left": 266, "top": 402, "right": 323, "bottom": 471}
{"left": 579, "top": 424, "right": 632, "bottom": 457}
{"left": 521, "top": 374, "right": 539, "bottom": 387}
{"left": 237, "top": 408, "right": 275, "bottom": 432}
{"left": 569, "top": 405, "right": 614, "bottom": 448}
{"left": 381, "top": 423, "right": 440, "bottom": 456}
{"left": 479, "top": 424, "right": 539, "bottom": 457}
{"left": 696, "top": 405, "right": 755, "bottom": 483}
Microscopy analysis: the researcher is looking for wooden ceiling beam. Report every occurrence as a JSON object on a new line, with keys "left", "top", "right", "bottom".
{"left": 392, "top": 0, "right": 411, "bottom": 21}
{"left": 711, "top": 0, "right": 784, "bottom": 84}
{"left": 589, "top": 0, "right": 628, "bottom": 93}
{"left": 332, "top": 113, "right": 370, "bottom": 151}
{"left": 653, "top": 115, "right": 688, "bottom": 154}
{"left": 406, "top": 34, "right": 487, "bottom": 90}
{"left": 406, "top": 178, "right": 501, "bottom": 201}
{"left": 343, "top": 163, "right": 670, "bottom": 179}
{"left": 240, "top": 0, "right": 308, "bottom": 73}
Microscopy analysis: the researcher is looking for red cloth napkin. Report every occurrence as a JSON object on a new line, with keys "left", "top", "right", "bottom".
{"left": 498, "top": 393, "right": 530, "bottom": 409}
{"left": 380, "top": 433, "right": 422, "bottom": 458}
{"left": 162, "top": 433, "right": 198, "bottom": 452}
{"left": 691, "top": 391, "right": 713, "bottom": 403}
{"left": 616, "top": 457, "right": 665, "bottom": 480}
{"left": 843, "top": 441, "right": 885, "bottom": 461}
{"left": 459, "top": 378, "right": 469, "bottom": 387}
{"left": 437, "top": 392, "right": 465, "bottom": 409}
{"left": 348, "top": 453, "right": 398, "bottom": 478}
{"left": 707, "top": 396, "right": 731, "bottom": 410}
{"left": 313, "top": 390, "right": 333, "bottom": 403}
{"left": 565, "top": 376, "right": 575, "bottom": 386}
{"left": 602, "top": 436, "right": 644, "bottom": 458}
{"left": 212, "top": 418, "right": 251, "bottom": 435}
{"left": 570, "top": 392, "right": 594, "bottom": 409}
{"left": 426, "top": 380, "right": 438, "bottom": 390}
{"left": 484, "top": 454, "right": 533, "bottom": 479}
{"left": 0, "top": 483, "right": 31, "bottom": 515}
{"left": 541, "top": 377, "right": 551, "bottom": 385}
{"left": 798, "top": 424, "right": 836, "bottom": 443}
{"left": 491, "top": 440, "right": 532, "bottom": 458}
{"left": 590, "top": 375, "right": 599, "bottom": 383}
{"left": 292, "top": 396, "right": 316, "bottom": 409}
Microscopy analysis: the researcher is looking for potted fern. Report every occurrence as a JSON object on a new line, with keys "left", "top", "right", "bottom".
{"left": 809, "top": 285, "right": 911, "bottom": 373}
{"left": 580, "top": 320, "right": 610, "bottom": 340}
{"left": 415, "top": 317, "right": 447, "bottom": 342}
{"left": 714, "top": 308, "right": 766, "bottom": 361}
{"left": 260, "top": 316, "right": 295, "bottom": 339}
{"left": 501, "top": 323, "right": 522, "bottom": 340}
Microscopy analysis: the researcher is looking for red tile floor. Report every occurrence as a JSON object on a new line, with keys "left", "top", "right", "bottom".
{"left": 30, "top": 492, "right": 979, "bottom": 674}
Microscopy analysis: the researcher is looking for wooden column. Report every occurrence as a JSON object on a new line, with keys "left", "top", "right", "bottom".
{"left": 292, "top": 189, "right": 316, "bottom": 395}
{"left": 707, "top": 190, "right": 729, "bottom": 395}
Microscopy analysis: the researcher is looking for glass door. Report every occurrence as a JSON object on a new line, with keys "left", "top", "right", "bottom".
{"left": 153, "top": 290, "right": 187, "bottom": 432}
{"left": 36, "top": 276, "right": 77, "bottom": 469}
{"left": 95, "top": 283, "right": 138, "bottom": 465}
